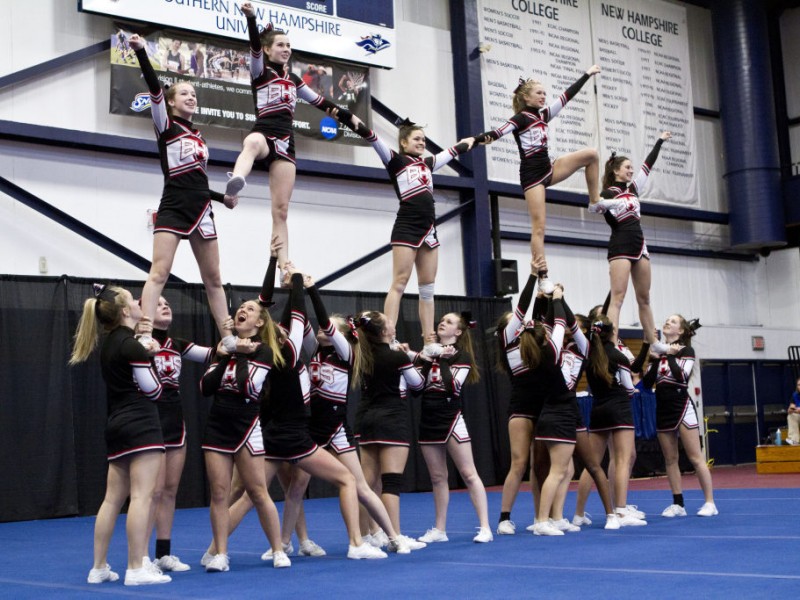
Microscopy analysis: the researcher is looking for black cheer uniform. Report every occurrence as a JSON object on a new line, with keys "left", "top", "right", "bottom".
{"left": 200, "top": 336, "right": 274, "bottom": 456}
{"left": 101, "top": 326, "right": 165, "bottom": 461}
{"left": 260, "top": 273, "right": 319, "bottom": 461}
{"left": 500, "top": 273, "right": 548, "bottom": 421}
{"left": 643, "top": 346, "right": 697, "bottom": 432}
{"left": 418, "top": 350, "right": 473, "bottom": 445}
{"left": 245, "top": 15, "right": 350, "bottom": 167}
{"left": 585, "top": 341, "right": 636, "bottom": 432}
{"left": 477, "top": 73, "right": 591, "bottom": 191}
{"left": 152, "top": 329, "right": 212, "bottom": 448}
{"left": 590, "top": 138, "right": 664, "bottom": 261}
{"left": 535, "top": 298, "right": 585, "bottom": 444}
{"left": 134, "top": 47, "right": 227, "bottom": 239}
{"left": 304, "top": 286, "right": 357, "bottom": 454}
{"left": 350, "top": 123, "right": 470, "bottom": 248}
{"left": 358, "top": 344, "right": 425, "bottom": 447}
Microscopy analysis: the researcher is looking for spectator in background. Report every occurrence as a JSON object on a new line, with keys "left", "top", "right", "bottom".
{"left": 787, "top": 378, "right": 800, "bottom": 445}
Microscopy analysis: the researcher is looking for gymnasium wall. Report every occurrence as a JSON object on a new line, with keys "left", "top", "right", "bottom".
{"left": 0, "top": 0, "right": 799, "bottom": 361}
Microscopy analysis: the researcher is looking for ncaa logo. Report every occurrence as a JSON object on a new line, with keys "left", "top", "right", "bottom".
{"left": 320, "top": 116, "right": 338, "bottom": 140}
{"left": 130, "top": 92, "right": 151, "bottom": 113}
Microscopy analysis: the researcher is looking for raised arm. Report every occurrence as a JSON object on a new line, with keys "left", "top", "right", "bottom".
{"left": 130, "top": 35, "right": 169, "bottom": 134}
{"left": 504, "top": 264, "right": 538, "bottom": 346}
{"left": 474, "top": 113, "right": 524, "bottom": 144}
{"left": 345, "top": 115, "right": 393, "bottom": 165}
{"left": 546, "top": 65, "right": 598, "bottom": 121}
{"left": 428, "top": 138, "right": 475, "bottom": 173}
{"left": 285, "top": 271, "right": 306, "bottom": 366}
{"left": 632, "top": 132, "right": 670, "bottom": 193}
{"left": 296, "top": 81, "right": 352, "bottom": 123}
{"left": 243, "top": 5, "right": 266, "bottom": 80}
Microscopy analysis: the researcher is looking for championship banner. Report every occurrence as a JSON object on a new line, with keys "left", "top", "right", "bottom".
{"left": 110, "top": 27, "right": 370, "bottom": 145}
{"left": 476, "top": 0, "right": 598, "bottom": 195}
{"left": 591, "top": 0, "right": 698, "bottom": 205}
{"left": 80, "top": 0, "right": 396, "bottom": 69}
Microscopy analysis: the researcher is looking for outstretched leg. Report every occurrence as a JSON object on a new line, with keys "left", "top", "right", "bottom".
{"left": 384, "top": 246, "right": 417, "bottom": 332}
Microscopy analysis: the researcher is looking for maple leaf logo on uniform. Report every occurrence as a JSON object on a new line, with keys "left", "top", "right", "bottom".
{"left": 356, "top": 34, "right": 391, "bottom": 54}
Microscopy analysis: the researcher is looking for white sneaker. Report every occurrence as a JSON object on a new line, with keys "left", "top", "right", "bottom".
{"left": 422, "top": 343, "right": 444, "bottom": 357}
{"left": 418, "top": 527, "right": 448, "bottom": 543}
{"left": 125, "top": 558, "right": 172, "bottom": 586}
{"left": 261, "top": 542, "right": 294, "bottom": 560}
{"left": 272, "top": 551, "right": 292, "bottom": 568}
{"left": 533, "top": 521, "right": 564, "bottom": 536}
{"left": 225, "top": 173, "right": 246, "bottom": 197}
{"left": 398, "top": 534, "right": 427, "bottom": 550}
{"left": 298, "top": 539, "right": 327, "bottom": 557}
{"left": 572, "top": 513, "right": 592, "bottom": 527}
{"left": 361, "top": 533, "right": 374, "bottom": 546}
{"left": 205, "top": 553, "right": 229, "bottom": 573}
{"left": 624, "top": 504, "right": 646, "bottom": 519}
{"left": 387, "top": 537, "right": 411, "bottom": 554}
{"left": 496, "top": 519, "right": 516, "bottom": 535}
{"left": 370, "top": 529, "right": 389, "bottom": 548}
{"left": 617, "top": 512, "right": 648, "bottom": 527}
{"left": 348, "top": 543, "right": 388, "bottom": 559}
{"left": 154, "top": 554, "right": 190, "bottom": 572}
{"left": 87, "top": 564, "right": 119, "bottom": 584}
{"left": 200, "top": 551, "right": 214, "bottom": 567}
{"left": 697, "top": 502, "right": 719, "bottom": 517}
{"left": 786, "top": 438, "right": 796, "bottom": 445}
{"left": 661, "top": 504, "right": 687, "bottom": 518}
{"left": 221, "top": 335, "right": 238, "bottom": 353}
{"left": 525, "top": 521, "right": 538, "bottom": 532}
{"left": 551, "top": 518, "right": 580, "bottom": 533}
{"left": 538, "top": 276, "right": 555, "bottom": 295}
{"left": 604, "top": 514, "right": 621, "bottom": 530}
{"left": 473, "top": 527, "right": 494, "bottom": 543}
{"left": 137, "top": 334, "right": 154, "bottom": 348}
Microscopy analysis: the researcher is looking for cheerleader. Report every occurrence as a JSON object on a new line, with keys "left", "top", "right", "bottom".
{"left": 199, "top": 300, "right": 285, "bottom": 572}
{"left": 416, "top": 312, "right": 492, "bottom": 543}
{"left": 224, "top": 2, "right": 353, "bottom": 270}
{"left": 643, "top": 315, "right": 717, "bottom": 517}
{"left": 345, "top": 114, "right": 475, "bottom": 342}
{"left": 584, "top": 316, "right": 646, "bottom": 526}
{"left": 303, "top": 282, "right": 411, "bottom": 554}
{"left": 475, "top": 66, "right": 601, "bottom": 293}
{"left": 495, "top": 257, "right": 549, "bottom": 534}
{"left": 589, "top": 132, "right": 672, "bottom": 347}
{"left": 356, "top": 310, "right": 427, "bottom": 548}
{"left": 128, "top": 34, "right": 237, "bottom": 352}
{"left": 258, "top": 271, "right": 387, "bottom": 560}
{"left": 70, "top": 284, "right": 170, "bottom": 586}
{"left": 149, "top": 296, "right": 214, "bottom": 572}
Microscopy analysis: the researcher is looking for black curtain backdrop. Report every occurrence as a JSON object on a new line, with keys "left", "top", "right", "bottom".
{"left": 0, "top": 275, "right": 512, "bottom": 522}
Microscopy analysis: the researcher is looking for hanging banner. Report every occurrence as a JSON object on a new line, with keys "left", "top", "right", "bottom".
{"left": 110, "top": 27, "right": 370, "bottom": 145}
{"left": 476, "top": 0, "right": 698, "bottom": 206}
{"left": 476, "top": 0, "right": 599, "bottom": 195}
{"left": 590, "top": 0, "right": 698, "bottom": 205}
{"left": 80, "top": 0, "right": 396, "bottom": 69}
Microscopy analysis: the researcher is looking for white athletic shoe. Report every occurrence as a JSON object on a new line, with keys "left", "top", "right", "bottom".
{"left": 272, "top": 551, "right": 292, "bottom": 568}
{"left": 386, "top": 537, "right": 411, "bottom": 554}
{"left": 87, "top": 564, "right": 119, "bottom": 584}
{"left": 624, "top": 504, "right": 646, "bottom": 519}
{"left": 370, "top": 529, "right": 390, "bottom": 548}
{"left": 496, "top": 520, "right": 516, "bottom": 535}
{"left": 551, "top": 518, "right": 580, "bottom": 533}
{"left": 572, "top": 513, "right": 592, "bottom": 527}
{"left": 525, "top": 521, "right": 538, "bottom": 532}
{"left": 473, "top": 527, "right": 494, "bottom": 543}
{"left": 617, "top": 512, "right": 648, "bottom": 527}
{"left": 347, "top": 543, "right": 388, "bottom": 559}
{"left": 697, "top": 502, "right": 719, "bottom": 517}
{"left": 533, "top": 521, "right": 564, "bottom": 536}
{"left": 221, "top": 335, "right": 238, "bottom": 353}
{"left": 261, "top": 542, "right": 294, "bottom": 560}
{"left": 298, "top": 539, "right": 327, "bottom": 557}
{"left": 604, "top": 514, "right": 621, "bottom": 530}
{"left": 418, "top": 527, "right": 448, "bottom": 543}
{"left": 422, "top": 343, "right": 444, "bottom": 358}
{"left": 154, "top": 554, "right": 190, "bottom": 572}
{"left": 125, "top": 558, "right": 172, "bottom": 586}
{"left": 200, "top": 551, "right": 214, "bottom": 567}
{"left": 398, "top": 534, "right": 427, "bottom": 550}
{"left": 538, "top": 276, "right": 555, "bottom": 295}
{"left": 225, "top": 173, "right": 246, "bottom": 197}
{"left": 661, "top": 504, "right": 687, "bottom": 518}
{"left": 205, "top": 553, "right": 229, "bottom": 573}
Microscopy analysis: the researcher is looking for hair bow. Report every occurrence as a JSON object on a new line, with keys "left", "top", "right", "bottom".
{"left": 395, "top": 117, "right": 416, "bottom": 128}
{"left": 93, "top": 283, "right": 117, "bottom": 303}
{"left": 610, "top": 151, "right": 617, "bottom": 160}
{"left": 513, "top": 76, "right": 526, "bottom": 94}
{"left": 263, "top": 22, "right": 274, "bottom": 33}
{"left": 460, "top": 311, "right": 477, "bottom": 329}
{"left": 346, "top": 315, "right": 359, "bottom": 339}
{"left": 688, "top": 318, "right": 701, "bottom": 335}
